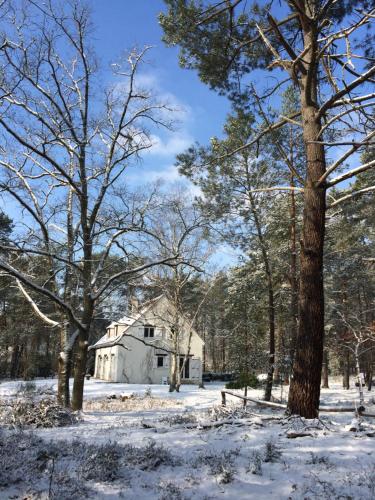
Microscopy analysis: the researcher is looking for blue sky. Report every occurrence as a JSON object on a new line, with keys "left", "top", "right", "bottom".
{"left": 1, "top": 1, "right": 367, "bottom": 268}
{"left": 90, "top": 1, "right": 241, "bottom": 266}
{"left": 91, "top": 0, "right": 231, "bottom": 185}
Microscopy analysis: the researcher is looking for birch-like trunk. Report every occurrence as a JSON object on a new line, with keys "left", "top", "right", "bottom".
{"left": 354, "top": 345, "right": 364, "bottom": 408}
{"left": 57, "top": 325, "right": 70, "bottom": 406}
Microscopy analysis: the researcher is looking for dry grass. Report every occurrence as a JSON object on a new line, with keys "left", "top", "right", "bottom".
{"left": 83, "top": 393, "right": 182, "bottom": 412}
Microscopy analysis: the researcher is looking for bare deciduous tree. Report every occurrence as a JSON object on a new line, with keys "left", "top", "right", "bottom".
{"left": 145, "top": 191, "right": 211, "bottom": 392}
{"left": 0, "top": 0, "right": 183, "bottom": 409}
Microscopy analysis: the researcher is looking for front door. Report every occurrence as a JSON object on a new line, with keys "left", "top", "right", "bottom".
{"left": 180, "top": 357, "right": 190, "bottom": 379}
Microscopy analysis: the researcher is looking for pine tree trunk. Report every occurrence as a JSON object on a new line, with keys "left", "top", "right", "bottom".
{"left": 368, "top": 369, "right": 373, "bottom": 391}
{"left": 202, "top": 324, "right": 206, "bottom": 373}
{"left": 343, "top": 350, "right": 350, "bottom": 389}
{"left": 246, "top": 192, "right": 275, "bottom": 402}
{"left": 367, "top": 352, "right": 373, "bottom": 391}
{"left": 322, "top": 349, "right": 329, "bottom": 388}
{"left": 222, "top": 337, "right": 226, "bottom": 372}
{"left": 289, "top": 173, "right": 298, "bottom": 368}
{"left": 287, "top": 27, "right": 327, "bottom": 416}
{"left": 10, "top": 344, "right": 19, "bottom": 378}
{"left": 264, "top": 283, "right": 275, "bottom": 401}
{"left": 273, "top": 325, "right": 281, "bottom": 383}
{"left": 211, "top": 324, "right": 217, "bottom": 372}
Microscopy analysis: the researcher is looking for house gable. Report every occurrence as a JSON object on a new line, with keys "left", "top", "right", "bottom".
{"left": 91, "top": 294, "right": 204, "bottom": 384}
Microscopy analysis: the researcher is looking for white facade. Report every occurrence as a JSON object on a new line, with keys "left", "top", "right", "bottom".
{"left": 91, "top": 295, "right": 204, "bottom": 384}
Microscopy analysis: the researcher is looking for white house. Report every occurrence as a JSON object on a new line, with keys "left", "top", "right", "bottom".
{"left": 90, "top": 295, "right": 204, "bottom": 384}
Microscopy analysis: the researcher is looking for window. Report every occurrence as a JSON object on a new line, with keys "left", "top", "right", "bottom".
{"left": 144, "top": 325, "right": 154, "bottom": 338}
{"left": 157, "top": 356, "right": 164, "bottom": 368}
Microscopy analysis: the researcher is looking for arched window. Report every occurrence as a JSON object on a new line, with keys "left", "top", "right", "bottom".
{"left": 97, "top": 355, "right": 102, "bottom": 377}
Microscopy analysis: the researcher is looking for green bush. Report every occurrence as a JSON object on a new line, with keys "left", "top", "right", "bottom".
{"left": 225, "top": 373, "right": 258, "bottom": 389}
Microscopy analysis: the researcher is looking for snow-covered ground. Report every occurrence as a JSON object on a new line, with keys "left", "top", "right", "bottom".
{"left": 1, "top": 378, "right": 375, "bottom": 499}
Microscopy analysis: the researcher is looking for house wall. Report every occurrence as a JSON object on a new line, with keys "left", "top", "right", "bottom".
{"left": 94, "top": 345, "right": 119, "bottom": 381}
{"left": 94, "top": 295, "right": 204, "bottom": 384}
{"left": 115, "top": 334, "right": 170, "bottom": 384}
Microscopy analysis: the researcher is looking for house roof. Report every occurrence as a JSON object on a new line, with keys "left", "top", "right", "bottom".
{"left": 89, "top": 295, "right": 164, "bottom": 351}
{"left": 90, "top": 293, "right": 204, "bottom": 351}
{"left": 89, "top": 332, "right": 126, "bottom": 350}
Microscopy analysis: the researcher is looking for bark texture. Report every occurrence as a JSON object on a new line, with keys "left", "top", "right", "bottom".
{"left": 71, "top": 336, "right": 88, "bottom": 410}
{"left": 287, "top": 20, "right": 327, "bottom": 417}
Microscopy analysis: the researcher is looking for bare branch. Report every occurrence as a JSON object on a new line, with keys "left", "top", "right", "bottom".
{"left": 16, "top": 279, "right": 60, "bottom": 327}
{"left": 326, "top": 159, "right": 375, "bottom": 188}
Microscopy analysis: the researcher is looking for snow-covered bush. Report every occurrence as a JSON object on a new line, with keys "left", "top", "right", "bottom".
{"left": 1, "top": 397, "right": 78, "bottom": 428}
{"left": 17, "top": 381, "right": 37, "bottom": 394}
{"left": 84, "top": 394, "right": 181, "bottom": 412}
{"left": 0, "top": 432, "right": 88, "bottom": 498}
{"left": 263, "top": 439, "right": 282, "bottom": 463}
{"left": 218, "top": 465, "right": 235, "bottom": 484}
{"left": 246, "top": 440, "right": 281, "bottom": 476}
{"left": 0, "top": 430, "right": 179, "bottom": 497}
{"left": 79, "top": 442, "right": 121, "bottom": 482}
{"left": 0, "top": 431, "right": 57, "bottom": 487}
{"left": 144, "top": 386, "right": 152, "bottom": 398}
{"left": 158, "top": 480, "right": 183, "bottom": 500}
{"left": 248, "top": 450, "right": 263, "bottom": 475}
{"left": 125, "top": 439, "right": 178, "bottom": 470}
{"left": 306, "top": 452, "right": 331, "bottom": 466}
{"left": 194, "top": 448, "right": 237, "bottom": 481}
{"left": 49, "top": 471, "right": 90, "bottom": 500}
{"left": 159, "top": 412, "right": 197, "bottom": 426}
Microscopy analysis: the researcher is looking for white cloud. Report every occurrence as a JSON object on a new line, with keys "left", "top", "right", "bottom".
{"left": 115, "top": 70, "right": 198, "bottom": 190}
{"left": 135, "top": 72, "right": 160, "bottom": 89}
{"left": 131, "top": 71, "right": 195, "bottom": 158}
{"left": 135, "top": 72, "right": 193, "bottom": 124}
{"left": 128, "top": 163, "right": 202, "bottom": 198}
{"left": 147, "top": 133, "right": 193, "bottom": 157}
{"left": 113, "top": 70, "right": 194, "bottom": 158}
{"left": 126, "top": 163, "right": 180, "bottom": 184}
{"left": 146, "top": 164, "right": 182, "bottom": 183}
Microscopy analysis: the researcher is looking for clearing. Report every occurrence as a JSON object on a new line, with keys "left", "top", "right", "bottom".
{"left": 0, "top": 378, "right": 374, "bottom": 499}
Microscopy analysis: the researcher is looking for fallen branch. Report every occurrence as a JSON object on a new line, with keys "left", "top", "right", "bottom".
{"left": 222, "top": 390, "right": 286, "bottom": 409}
{"left": 194, "top": 418, "right": 238, "bottom": 429}
{"left": 319, "top": 406, "right": 362, "bottom": 413}
{"left": 141, "top": 417, "right": 242, "bottom": 430}
{"left": 286, "top": 431, "right": 314, "bottom": 439}
{"left": 221, "top": 390, "right": 362, "bottom": 413}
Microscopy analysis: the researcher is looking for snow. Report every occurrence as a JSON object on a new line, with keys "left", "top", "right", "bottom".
{"left": 1, "top": 378, "right": 375, "bottom": 499}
